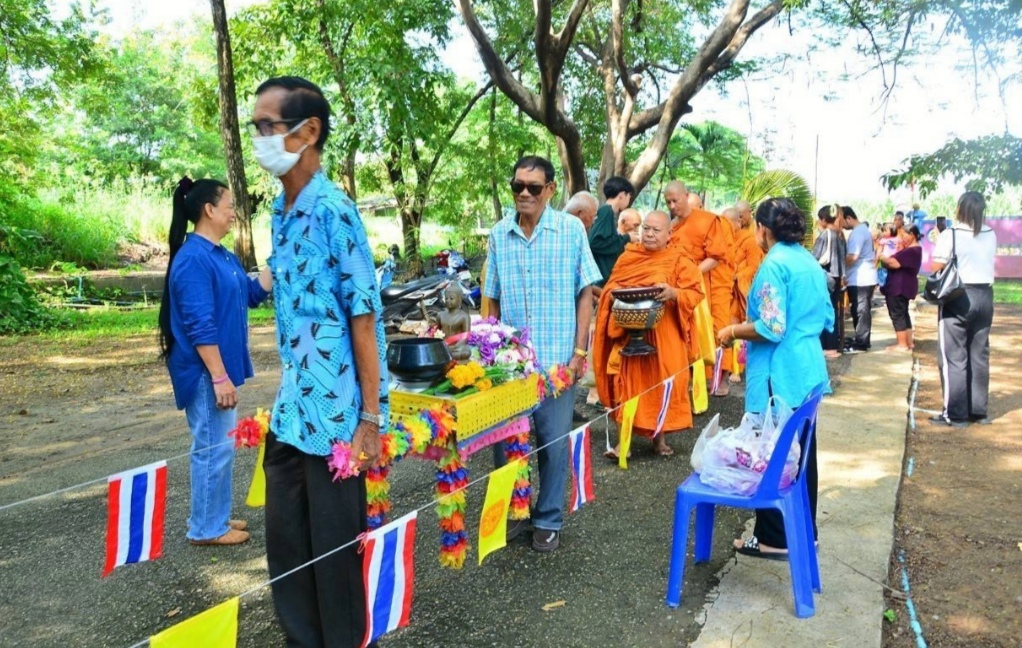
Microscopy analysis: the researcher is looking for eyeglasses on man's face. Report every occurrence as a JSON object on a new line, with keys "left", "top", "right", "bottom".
{"left": 509, "top": 180, "right": 550, "bottom": 197}
{"left": 246, "top": 118, "right": 304, "bottom": 138}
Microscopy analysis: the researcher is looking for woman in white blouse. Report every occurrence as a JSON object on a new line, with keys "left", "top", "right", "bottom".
{"left": 930, "top": 192, "right": 997, "bottom": 427}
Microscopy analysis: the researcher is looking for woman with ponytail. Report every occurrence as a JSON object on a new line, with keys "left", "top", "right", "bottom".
{"left": 159, "top": 176, "right": 272, "bottom": 546}
{"left": 717, "top": 198, "right": 833, "bottom": 559}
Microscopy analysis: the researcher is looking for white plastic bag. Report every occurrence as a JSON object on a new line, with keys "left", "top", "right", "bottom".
{"left": 697, "top": 396, "right": 801, "bottom": 496}
{"left": 690, "top": 414, "right": 721, "bottom": 473}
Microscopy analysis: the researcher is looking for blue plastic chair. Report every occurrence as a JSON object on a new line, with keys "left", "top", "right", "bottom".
{"left": 665, "top": 388, "right": 825, "bottom": 617}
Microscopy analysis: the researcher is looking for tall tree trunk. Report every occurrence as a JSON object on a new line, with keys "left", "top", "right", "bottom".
{"left": 209, "top": 0, "right": 256, "bottom": 270}
{"left": 400, "top": 207, "right": 421, "bottom": 265}
{"left": 488, "top": 88, "right": 502, "bottom": 223}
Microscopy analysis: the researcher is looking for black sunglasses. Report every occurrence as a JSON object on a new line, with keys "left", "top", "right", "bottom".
{"left": 510, "top": 180, "right": 549, "bottom": 197}
{"left": 246, "top": 118, "right": 303, "bottom": 137}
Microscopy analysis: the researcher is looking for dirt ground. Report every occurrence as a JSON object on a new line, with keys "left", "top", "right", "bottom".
{"left": 0, "top": 323, "right": 762, "bottom": 647}
{"left": 883, "top": 303, "right": 1022, "bottom": 648}
{"left": 5, "top": 302, "right": 1018, "bottom": 647}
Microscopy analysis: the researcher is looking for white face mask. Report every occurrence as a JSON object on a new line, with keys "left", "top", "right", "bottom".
{"left": 252, "top": 119, "right": 309, "bottom": 176}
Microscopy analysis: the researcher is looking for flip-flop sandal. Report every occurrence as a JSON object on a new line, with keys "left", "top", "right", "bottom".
{"left": 603, "top": 448, "right": 632, "bottom": 461}
{"left": 734, "top": 535, "right": 788, "bottom": 561}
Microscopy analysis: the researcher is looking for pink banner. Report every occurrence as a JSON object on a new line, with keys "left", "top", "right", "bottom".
{"left": 919, "top": 216, "right": 1022, "bottom": 279}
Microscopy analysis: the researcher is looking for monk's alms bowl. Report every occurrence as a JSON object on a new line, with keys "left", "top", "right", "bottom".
{"left": 611, "top": 298, "right": 665, "bottom": 330}
{"left": 610, "top": 286, "right": 664, "bottom": 303}
{"left": 386, "top": 338, "right": 453, "bottom": 384}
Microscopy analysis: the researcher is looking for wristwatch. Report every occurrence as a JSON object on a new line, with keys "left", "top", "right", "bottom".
{"left": 359, "top": 411, "right": 384, "bottom": 427}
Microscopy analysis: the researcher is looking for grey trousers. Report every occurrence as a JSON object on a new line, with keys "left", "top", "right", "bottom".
{"left": 847, "top": 284, "right": 875, "bottom": 349}
{"left": 937, "top": 285, "right": 993, "bottom": 421}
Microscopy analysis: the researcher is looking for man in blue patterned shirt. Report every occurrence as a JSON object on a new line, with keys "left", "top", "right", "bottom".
{"left": 484, "top": 156, "right": 602, "bottom": 552}
{"left": 251, "top": 76, "right": 387, "bottom": 648}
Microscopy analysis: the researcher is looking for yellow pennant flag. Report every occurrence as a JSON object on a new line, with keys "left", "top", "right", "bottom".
{"left": 151, "top": 597, "right": 238, "bottom": 648}
{"left": 692, "top": 359, "right": 708, "bottom": 414}
{"left": 245, "top": 440, "right": 266, "bottom": 507}
{"left": 478, "top": 459, "right": 522, "bottom": 565}
{"left": 693, "top": 294, "right": 715, "bottom": 362}
{"left": 618, "top": 396, "right": 639, "bottom": 470}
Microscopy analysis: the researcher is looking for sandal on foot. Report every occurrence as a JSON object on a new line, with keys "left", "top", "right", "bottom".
{"left": 603, "top": 448, "right": 631, "bottom": 461}
{"left": 734, "top": 536, "right": 788, "bottom": 561}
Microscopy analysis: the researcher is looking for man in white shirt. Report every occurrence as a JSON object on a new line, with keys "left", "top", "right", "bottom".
{"left": 842, "top": 206, "right": 878, "bottom": 352}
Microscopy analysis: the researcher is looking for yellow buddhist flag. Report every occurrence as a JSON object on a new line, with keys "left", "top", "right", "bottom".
{"left": 692, "top": 359, "right": 708, "bottom": 414}
{"left": 618, "top": 396, "right": 639, "bottom": 470}
{"left": 478, "top": 459, "right": 522, "bottom": 565}
{"left": 245, "top": 440, "right": 266, "bottom": 507}
{"left": 693, "top": 292, "right": 715, "bottom": 362}
{"left": 151, "top": 597, "right": 238, "bottom": 648}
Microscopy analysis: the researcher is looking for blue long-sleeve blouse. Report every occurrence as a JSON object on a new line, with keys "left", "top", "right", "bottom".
{"left": 166, "top": 234, "right": 268, "bottom": 409}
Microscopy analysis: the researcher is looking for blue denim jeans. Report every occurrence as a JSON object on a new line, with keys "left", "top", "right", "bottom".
{"left": 184, "top": 372, "right": 237, "bottom": 541}
{"left": 495, "top": 385, "right": 575, "bottom": 531}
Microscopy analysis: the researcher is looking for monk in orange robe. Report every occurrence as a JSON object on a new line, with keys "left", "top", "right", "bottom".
{"left": 594, "top": 211, "right": 704, "bottom": 456}
{"left": 664, "top": 182, "right": 734, "bottom": 375}
{"left": 721, "top": 205, "right": 764, "bottom": 385}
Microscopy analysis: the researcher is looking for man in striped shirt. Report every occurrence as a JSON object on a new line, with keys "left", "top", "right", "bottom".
{"left": 483, "top": 155, "right": 602, "bottom": 552}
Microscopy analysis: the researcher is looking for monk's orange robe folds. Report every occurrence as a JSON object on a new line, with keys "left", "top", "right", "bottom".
{"left": 670, "top": 209, "right": 734, "bottom": 367}
{"left": 593, "top": 243, "right": 704, "bottom": 433}
{"left": 731, "top": 228, "right": 764, "bottom": 322}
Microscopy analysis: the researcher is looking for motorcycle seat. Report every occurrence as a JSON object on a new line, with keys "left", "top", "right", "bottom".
{"left": 380, "top": 275, "right": 443, "bottom": 301}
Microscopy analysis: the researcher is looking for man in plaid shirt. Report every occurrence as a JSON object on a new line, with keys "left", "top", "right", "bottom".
{"left": 483, "top": 155, "right": 602, "bottom": 552}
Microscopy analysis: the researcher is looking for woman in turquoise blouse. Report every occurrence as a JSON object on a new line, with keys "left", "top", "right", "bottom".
{"left": 717, "top": 198, "right": 833, "bottom": 559}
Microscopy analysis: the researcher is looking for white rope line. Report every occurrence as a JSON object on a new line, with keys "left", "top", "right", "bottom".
{"left": 121, "top": 367, "right": 689, "bottom": 647}
{"left": 0, "top": 439, "right": 237, "bottom": 512}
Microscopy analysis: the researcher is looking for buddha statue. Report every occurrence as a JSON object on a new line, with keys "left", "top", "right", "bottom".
{"left": 436, "top": 283, "right": 472, "bottom": 360}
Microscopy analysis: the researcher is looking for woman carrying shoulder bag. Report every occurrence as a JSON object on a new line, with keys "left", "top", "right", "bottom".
{"left": 812, "top": 205, "right": 846, "bottom": 359}
{"left": 931, "top": 192, "right": 996, "bottom": 428}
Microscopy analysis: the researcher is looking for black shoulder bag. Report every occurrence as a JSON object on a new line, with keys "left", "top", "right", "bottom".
{"left": 923, "top": 228, "right": 964, "bottom": 304}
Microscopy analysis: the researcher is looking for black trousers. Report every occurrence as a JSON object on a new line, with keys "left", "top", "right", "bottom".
{"left": 820, "top": 284, "right": 844, "bottom": 351}
{"left": 885, "top": 294, "right": 912, "bottom": 332}
{"left": 753, "top": 425, "right": 817, "bottom": 549}
{"left": 847, "top": 284, "right": 875, "bottom": 349}
{"left": 937, "top": 285, "right": 993, "bottom": 421}
{"left": 264, "top": 432, "right": 368, "bottom": 648}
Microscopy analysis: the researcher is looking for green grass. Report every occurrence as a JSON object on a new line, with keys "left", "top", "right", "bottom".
{"left": 10, "top": 304, "right": 278, "bottom": 344}
{"left": 994, "top": 280, "right": 1022, "bottom": 305}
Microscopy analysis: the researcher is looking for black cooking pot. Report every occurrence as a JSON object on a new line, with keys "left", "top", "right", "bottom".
{"left": 386, "top": 338, "right": 453, "bottom": 383}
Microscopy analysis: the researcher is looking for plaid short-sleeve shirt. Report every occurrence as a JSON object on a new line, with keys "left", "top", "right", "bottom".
{"left": 267, "top": 170, "right": 389, "bottom": 456}
{"left": 483, "top": 205, "right": 601, "bottom": 368}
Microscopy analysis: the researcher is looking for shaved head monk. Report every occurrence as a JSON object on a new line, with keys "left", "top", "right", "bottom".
{"left": 687, "top": 192, "right": 704, "bottom": 211}
{"left": 593, "top": 210, "right": 704, "bottom": 457}
{"left": 720, "top": 206, "right": 764, "bottom": 389}
{"left": 735, "top": 200, "right": 753, "bottom": 229}
{"left": 663, "top": 181, "right": 735, "bottom": 386}
{"left": 617, "top": 208, "right": 642, "bottom": 241}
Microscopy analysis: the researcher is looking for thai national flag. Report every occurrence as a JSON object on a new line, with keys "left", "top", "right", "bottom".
{"left": 362, "top": 510, "right": 417, "bottom": 648}
{"left": 652, "top": 375, "right": 676, "bottom": 437}
{"left": 569, "top": 425, "right": 595, "bottom": 512}
{"left": 103, "top": 461, "right": 167, "bottom": 577}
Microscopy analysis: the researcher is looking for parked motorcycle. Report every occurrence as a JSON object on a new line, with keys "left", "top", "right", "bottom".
{"left": 380, "top": 274, "right": 450, "bottom": 329}
{"left": 379, "top": 248, "right": 477, "bottom": 330}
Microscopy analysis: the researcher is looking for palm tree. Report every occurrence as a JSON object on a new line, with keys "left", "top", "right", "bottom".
{"left": 740, "top": 170, "right": 816, "bottom": 248}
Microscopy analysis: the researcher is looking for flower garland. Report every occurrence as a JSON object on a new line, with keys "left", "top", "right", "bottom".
{"left": 536, "top": 365, "right": 575, "bottom": 401}
{"left": 503, "top": 431, "right": 532, "bottom": 520}
{"left": 435, "top": 446, "right": 469, "bottom": 569}
{"left": 229, "top": 408, "right": 270, "bottom": 448}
